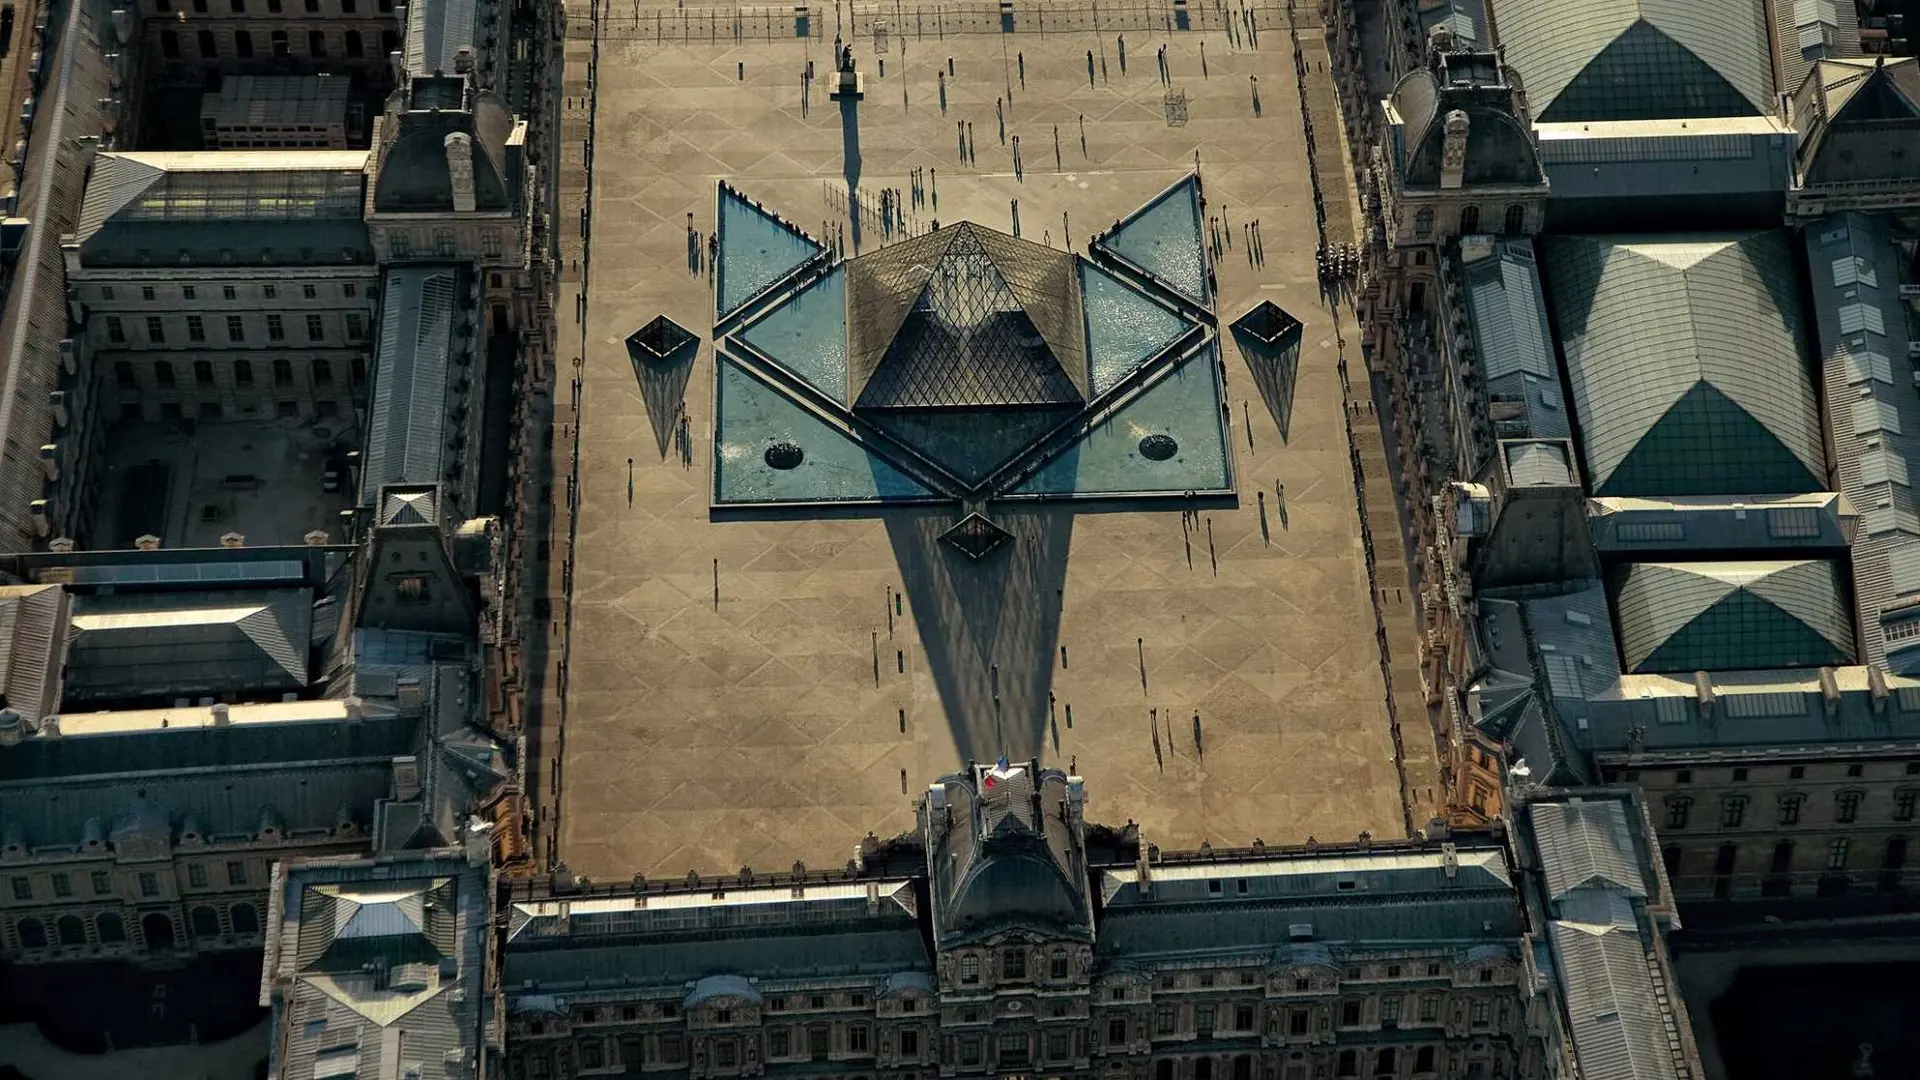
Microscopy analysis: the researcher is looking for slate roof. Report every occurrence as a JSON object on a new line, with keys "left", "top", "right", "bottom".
{"left": 363, "top": 266, "right": 472, "bottom": 506}
{"left": 72, "top": 151, "right": 372, "bottom": 267}
{"left": 1531, "top": 798, "right": 1647, "bottom": 901}
{"left": 0, "top": 584, "right": 68, "bottom": 721}
{"left": 1611, "top": 560, "right": 1855, "bottom": 673}
{"left": 923, "top": 764, "right": 1093, "bottom": 948}
{"left": 503, "top": 881, "right": 929, "bottom": 989}
{"left": 1488, "top": 0, "right": 1773, "bottom": 121}
{"left": 846, "top": 224, "right": 1087, "bottom": 410}
{"left": 1542, "top": 233, "right": 1824, "bottom": 498}
{"left": 1460, "top": 240, "right": 1570, "bottom": 443}
{"left": 1096, "top": 847, "right": 1523, "bottom": 959}
{"left": 265, "top": 852, "right": 490, "bottom": 1080}
{"left": 63, "top": 589, "right": 313, "bottom": 702}
{"left": 1387, "top": 54, "right": 1543, "bottom": 187}
{"left": 1792, "top": 58, "right": 1920, "bottom": 187}
{"left": 1806, "top": 214, "right": 1920, "bottom": 671}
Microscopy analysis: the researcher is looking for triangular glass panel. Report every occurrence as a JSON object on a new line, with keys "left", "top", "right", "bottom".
{"left": 1095, "top": 174, "right": 1207, "bottom": 306}
{"left": 716, "top": 182, "right": 826, "bottom": 321}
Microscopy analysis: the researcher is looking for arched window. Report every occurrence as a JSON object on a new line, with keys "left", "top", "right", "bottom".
{"left": 309, "top": 30, "right": 326, "bottom": 57}
{"left": 154, "top": 360, "right": 175, "bottom": 387}
{"left": 345, "top": 30, "right": 364, "bottom": 58}
{"left": 271, "top": 29, "right": 290, "bottom": 57}
{"left": 1770, "top": 841, "right": 1794, "bottom": 874}
{"left": 197, "top": 29, "right": 215, "bottom": 57}
{"left": 161, "top": 29, "right": 180, "bottom": 58}
{"left": 1459, "top": 205, "right": 1480, "bottom": 235}
{"left": 1196, "top": 1058, "right": 1213, "bottom": 1080}
{"left": 1502, "top": 204, "right": 1525, "bottom": 235}
{"left": 142, "top": 912, "right": 177, "bottom": 951}
{"left": 96, "top": 912, "right": 126, "bottom": 943}
{"left": 230, "top": 902, "right": 259, "bottom": 934}
{"left": 235, "top": 30, "right": 254, "bottom": 58}
{"left": 1337, "top": 1049, "right": 1359, "bottom": 1077}
{"left": 56, "top": 915, "right": 86, "bottom": 946}
{"left": 1413, "top": 207, "right": 1434, "bottom": 239}
{"left": 190, "top": 906, "right": 221, "bottom": 938}
{"left": 1375, "top": 1048, "right": 1397, "bottom": 1076}
{"left": 17, "top": 917, "right": 47, "bottom": 949}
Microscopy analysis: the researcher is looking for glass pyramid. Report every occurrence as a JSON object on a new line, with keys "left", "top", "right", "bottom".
{"left": 848, "top": 224, "right": 1087, "bottom": 410}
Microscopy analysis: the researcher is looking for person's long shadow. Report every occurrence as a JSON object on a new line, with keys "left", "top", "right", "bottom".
{"left": 627, "top": 331, "right": 698, "bottom": 460}
{"left": 885, "top": 505, "right": 1074, "bottom": 761}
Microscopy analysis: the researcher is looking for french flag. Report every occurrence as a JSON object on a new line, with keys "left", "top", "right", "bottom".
{"left": 983, "top": 755, "right": 1023, "bottom": 790}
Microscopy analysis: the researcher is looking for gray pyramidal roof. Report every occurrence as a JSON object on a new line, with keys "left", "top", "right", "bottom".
{"left": 1490, "top": 0, "right": 1773, "bottom": 121}
{"left": 1612, "top": 560, "right": 1856, "bottom": 673}
{"left": 1543, "top": 233, "right": 1825, "bottom": 498}
{"left": 846, "top": 223, "right": 1087, "bottom": 410}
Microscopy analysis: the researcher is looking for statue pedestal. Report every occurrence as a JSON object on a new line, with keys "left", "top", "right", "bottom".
{"left": 829, "top": 70, "right": 864, "bottom": 101}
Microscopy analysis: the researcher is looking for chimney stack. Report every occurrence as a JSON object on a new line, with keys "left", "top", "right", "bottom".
{"left": 1440, "top": 109, "right": 1470, "bottom": 190}
{"left": 445, "top": 132, "right": 477, "bottom": 214}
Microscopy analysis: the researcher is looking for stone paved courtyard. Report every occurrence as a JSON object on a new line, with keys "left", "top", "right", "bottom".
{"left": 557, "top": 0, "right": 1410, "bottom": 878}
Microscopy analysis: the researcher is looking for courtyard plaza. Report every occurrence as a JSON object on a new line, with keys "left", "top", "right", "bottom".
{"left": 557, "top": 0, "right": 1410, "bottom": 878}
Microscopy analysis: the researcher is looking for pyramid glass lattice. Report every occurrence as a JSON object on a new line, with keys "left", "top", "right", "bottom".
{"left": 939, "top": 513, "right": 1013, "bottom": 560}
{"left": 848, "top": 224, "right": 1086, "bottom": 410}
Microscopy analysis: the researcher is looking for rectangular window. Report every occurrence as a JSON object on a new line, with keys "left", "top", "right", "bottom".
{"left": 1235, "top": 1004, "right": 1255, "bottom": 1031}
{"left": 1721, "top": 796, "right": 1747, "bottom": 828}
{"left": 223, "top": 285, "right": 237, "bottom": 301}
{"left": 1341, "top": 1000, "right": 1361, "bottom": 1027}
{"left": 182, "top": 285, "right": 196, "bottom": 300}
{"left": 115, "top": 361, "right": 135, "bottom": 388}
{"left": 146, "top": 316, "right": 165, "bottom": 344}
{"left": 142, "top": 285, "right": 156, "bottom": 301}
{"left": 226, "top": 861, "right": 246, "bottom": 886}
{"left": 769, "top": 1029, "right": 789, "bottom": 1057}
{"left": 106, "top": 316, "right": 126, "bottom": 344}
{"left": 91, "top": 871, "right": 111, "bottom": 895}
{"left": 101, "top": 285, "right": 116, "bottom": 301}
{"left": 1470, "top": 1000, "right": 1490, "bottom": 1026}
{"left": 1779, "top": 794, "right": 1803, "bottom": 825}
{"left": 1156, "top": 1007, "right": 1176, "bottom": 1035}
{"left": 1380, "top": 996, "right": 1400, "bottom": 1028}
{"left": 51, "top": 873, "right": 70, "bottom": 898}
{"left": 266, "top": 315, "right": 285, "bottom": 342}
{"left": 1195, "top": 1005, "right": 1215, "bottom": 1034}
{"left": 1050, "top": 952, "right": 1069, "bottom": 979}
{"left": 138, "top": 872, "right": 159, "bottom": 897}
{"left": 1045, "top": 1033, "right": 1070, "bottom": 1061}
{"left": 713, "top": 1041, "right": 735, "bottom": 1069}
{"left": 262, "top": 284, "right": 277, "bottom": 300}
{"left": 186, "top": 315, "right": 206, "bottom": 343}
{"left": 847, "top": 1024, "right": 869, "bottom": 1053}
{"left": 235, "top": 360, "right": 254, "bottom": 387}
{"left": 1837, "top": 791, "right": 1863, "bottom": 824}
{"left": 806, "top": 1026, "right": 828, "bottom": 1059}
{"left": 305, "top": 314, "right": 325, "bottom": 342}
{"left": 1003, "top": 948, "right": 1027, "bottom": 980}
{"left": 481, "top": 228, "right": 504, "bottom": 258}
{"left": 188, "top": 864, "right": 207, "bottom": 887}
{"left": 343, "top": 283, "right": 357, "bottom": 298}
{"left": 302, "top": 284, "right": 318, "bottom": 300}
{"left": 194, "top": 360, "right": 214, "bottom": 387}
{"left": 1289, "top": 1009, "right": 1309, "bottom": 1036}
{"left": 960, "top": 1038, "right": 981, "bottom": 1066}
{"left": 997, "top": 1032, "right": 1028, "bottom": 1065}
{"left": 226, "top": 315, "right": 245, "bottom": 343}
{"left": 960, "top": 955, "right": 980, "bottom": 984}
{"left": 1419, "top": 996, "right": 1440, "bottom": 1023}
{"left": 1896, "top": 790, "right": 1917, "bottom": 822}
{"left": 659, "top": 1035, "right": 684, "bottom": 1064}
{"left": 273, "top": 358, "right": 294, "bottom": 387}
{"left": 899, "top": 1029, "right": 918, "bottom": 1057}
{"left": 10, "top": 877, "right": 30, "bottom": 900}
{"left": 1828, "top": 837, "right": 1851, "bottom": 871}
{"left": 1108, "top": 1018, "right": 1128, "bottom": 1045}
{"left": 345, "top": 312, "right": 365, "bottom": 341}
{"left": 1666, "top": 798, "right": 1691, "bottom": 830}
{"left": 390, "top": 231, "right": 411, "bottom": 258}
